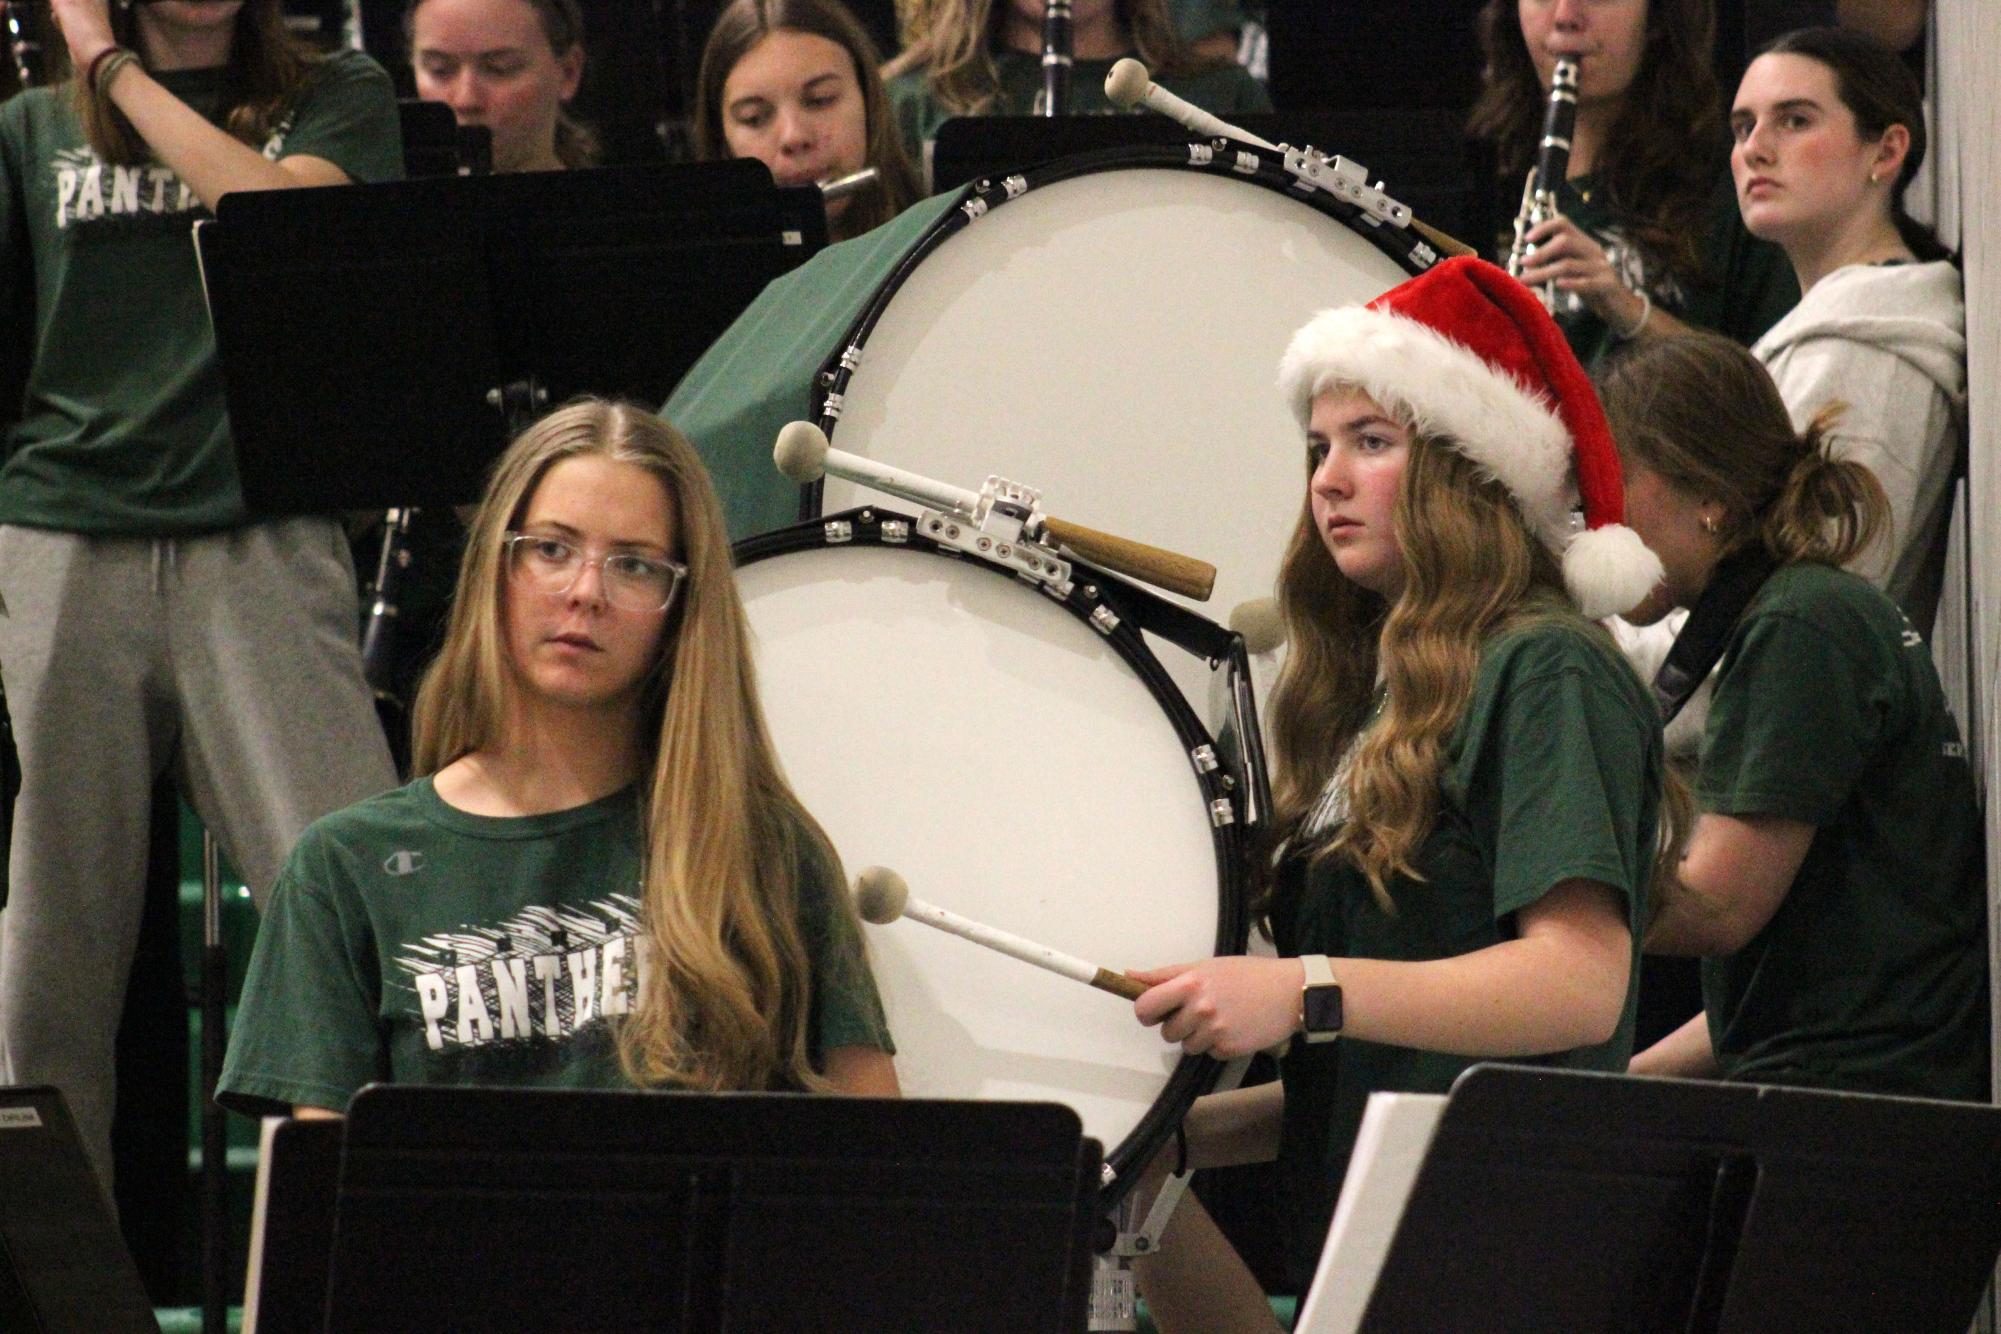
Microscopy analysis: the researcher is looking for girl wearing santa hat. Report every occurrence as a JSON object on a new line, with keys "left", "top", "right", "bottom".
{"left": 1131, "top": 256, "right": 1673, "bottom": 1324}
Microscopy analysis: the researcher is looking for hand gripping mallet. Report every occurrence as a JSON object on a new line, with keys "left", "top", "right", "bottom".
{"left": 853, "top": 866, "right": 1148, "bottom": 1002}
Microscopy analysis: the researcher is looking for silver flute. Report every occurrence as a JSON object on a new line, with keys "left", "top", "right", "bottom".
{"left": 818, "top": 167, "right": 879, "bottom": 204}
{"left": 1505, "top": 57, "right": 1579, "bottom": 312}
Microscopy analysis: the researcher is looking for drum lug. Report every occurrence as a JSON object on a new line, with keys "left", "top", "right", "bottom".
{"left": 1208, "top": 797, "right": 1235, "bottom": 827}
{"left": 821, "top": 390, "right": 845, "bottom": 420}
{"left": 1002, "top": 174, "right": 1028, "bottom": 200}
{"left": 1186, "top": 143, "right": 1213, "bottom": 167}
{"left": 961, "top": 196, "right": 989, "bottom": 222}
{"left": 823, "top": 520, "right": 853, "bottom": 544}
{"left": 1190, "top": 744, "right": 1218, "bottom": 773}
{"left": 1089, "top": 605, "right": 1121, "bottom": 636}
{"left": 880, "top": 519, "right": 910, "bottom": 545}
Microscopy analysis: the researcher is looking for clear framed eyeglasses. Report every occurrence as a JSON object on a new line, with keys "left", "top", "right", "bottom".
{"left": 502, "top": 531, "right": 688, "bottom": 613}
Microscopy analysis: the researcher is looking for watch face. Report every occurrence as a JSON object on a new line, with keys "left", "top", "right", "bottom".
{"left": 1303, "top": 984, "right": 1344, "bottom": 1035}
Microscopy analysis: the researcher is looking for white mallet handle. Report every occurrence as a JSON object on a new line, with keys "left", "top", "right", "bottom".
{"left": 1106, "top": 58, "right": 1277, "bottom": 151}
{"left": 903, "top": 895, "right": 1148, "bottom": 1001}
{"left": 829, "top": 445, "right": 981, "bottom": 517}
{"left": 774, "top": 420, "right": 982, "bottom": 517}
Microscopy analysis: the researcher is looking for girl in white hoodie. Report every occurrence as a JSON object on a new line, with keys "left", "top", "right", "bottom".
{"left": 1732, "top": 26, "right": 1963, "bottom": 635}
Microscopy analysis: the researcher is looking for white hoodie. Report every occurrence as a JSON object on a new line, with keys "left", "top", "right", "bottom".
{"left": 1752, "top": 258, "right": 1966, "bottom": 636}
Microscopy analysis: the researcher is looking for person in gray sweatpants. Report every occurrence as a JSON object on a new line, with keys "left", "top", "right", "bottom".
{"left": 0, "top": 0, "right": 405, "bottom": 1192}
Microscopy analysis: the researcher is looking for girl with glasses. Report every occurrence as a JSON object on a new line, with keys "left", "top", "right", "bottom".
{"left": 220, "top": 399, "right": 898, "bottom": 1115}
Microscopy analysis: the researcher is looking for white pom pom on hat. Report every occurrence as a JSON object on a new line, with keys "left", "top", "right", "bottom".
{"left": 1278, "top": 256, "right": 1662, "bottom": 619}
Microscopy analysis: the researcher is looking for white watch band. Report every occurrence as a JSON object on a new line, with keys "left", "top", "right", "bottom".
{"left": 1300, "top": 954, "right": 1334, "bottom": 988}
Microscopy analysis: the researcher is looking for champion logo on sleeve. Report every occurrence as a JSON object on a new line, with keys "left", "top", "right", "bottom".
{"left": 383, "top": 850, "right": 427, "bottom": 877}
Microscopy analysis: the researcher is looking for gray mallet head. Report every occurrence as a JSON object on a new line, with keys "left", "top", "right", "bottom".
{"left": 1104, "top": 57, "right": 1151, "bottom": 108}
{"left": 773, "top": 420, "right": 831, "bottom": 483}
{"left": 853, "top": 865, "right": 910, "bottom": 925}
{"left": 1229, "top": 597, "right": 1286, "bottom": 655}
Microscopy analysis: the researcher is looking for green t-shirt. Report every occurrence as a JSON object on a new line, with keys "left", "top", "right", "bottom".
{"left": 0, "top": 51, "right": 403, "bottom": 536}
{"left": 887, "top": 49, "right": 1271, "bottom": 161}
{"left": 1518, "top": 171, "right": 1797, "bottom": 369}
{"left": 218, "top": 779, "right": 893, "bottom": 1117}
{"left": 1697, "top": 562, "right": 1987, "bottom": 1100}
{"left": 1271, "top": 618, "right": 1662, "bottom": 1290}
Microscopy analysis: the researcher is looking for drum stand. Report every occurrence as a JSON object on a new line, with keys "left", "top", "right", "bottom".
{"left": 1090, "top": 1054, "right": 1254, "bottom": 1332}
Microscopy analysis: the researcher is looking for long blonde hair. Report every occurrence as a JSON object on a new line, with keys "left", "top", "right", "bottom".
{"left": 1264, "top": 400, "right": 1606, "bottom": 918}
{"left": 412, "top": 398, "right": 846, "bottom": 1092}
{"left": 885, "top": 0, "right": 1212, "bottom": 119}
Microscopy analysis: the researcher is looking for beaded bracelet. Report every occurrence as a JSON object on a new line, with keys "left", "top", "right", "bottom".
{"left": 88, "top": 45, "right": 138, "bottom": 96}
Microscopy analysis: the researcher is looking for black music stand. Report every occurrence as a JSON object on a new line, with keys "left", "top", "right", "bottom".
{"left": 195, "top": 158, "right": 819, "bottom": 514}
{"left": 239, "top": 1117, "right": 342, "bottom": 1334}
{"left": 0, "top": 1087, "right": 160, "bottom": 1334}
{"left": 930, "top": 113, "right": 1486, "bottom": 246}
{"left": 397, "top": 99, "right": 492, "bottom": 179}
{"left": 1310, "top": 1064, "right": 2001, "bottom": 1333}
{"left": 318, "top": 1086, "right": 1100, "bottom": 1332}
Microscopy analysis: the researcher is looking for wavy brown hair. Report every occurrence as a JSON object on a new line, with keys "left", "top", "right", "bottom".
{"left": 68, "top": 0, "right": 323, "bottom": 167}
{"left": 1263, "top": 404, "right": 1608, "bottom": 920}
{"left": 413, "top": 398, "right": 856, "bottom": 1092}
{"left": 1598, "top": 331, "right": 1889, "bottom": 570}
{"left": 694, "top": 0, "right": 920, "bottom": 238}
{"left": 1467, "top": 0, "right": 1723, "bottom": 288}
{"left": 884, "top": 0, "right": 1213, "bottom": 119}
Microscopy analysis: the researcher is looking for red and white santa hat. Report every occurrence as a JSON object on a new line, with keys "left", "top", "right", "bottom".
{"left": 1277, "top": 256, "right": 1661, "bottom": 620}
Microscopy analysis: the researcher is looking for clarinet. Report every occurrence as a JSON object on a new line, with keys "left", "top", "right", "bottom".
{"left": 3, "top": 0, "right": 44, "bottom": 89}
{"left": 1505, "top": 57, "right": 1578, "bottom": 312}
{"left": 359, "top": 506, "right": 414, "bottom": 709}
{"left": 1038, "top": 0, "right": 1072, "bottom": 116}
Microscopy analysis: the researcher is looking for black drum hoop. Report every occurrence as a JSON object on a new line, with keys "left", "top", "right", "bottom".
{"left": 733, "top": 506, "right": 1253, "bottom": 1204}
{"left": 800, "top": 140, "right": 1442, "bottom": 518}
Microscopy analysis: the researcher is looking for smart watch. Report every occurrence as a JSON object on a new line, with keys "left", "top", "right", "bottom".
{"left": 1298, "top": 954, "right": 1344, "bottom": 1044}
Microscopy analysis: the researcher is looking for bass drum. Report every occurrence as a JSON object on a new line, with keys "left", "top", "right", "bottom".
{"left": 735, "top": 510, "right": 1253, "bottom": 1202}
{"left": 813, "top": 144, "right": 1436, "bottom": 704}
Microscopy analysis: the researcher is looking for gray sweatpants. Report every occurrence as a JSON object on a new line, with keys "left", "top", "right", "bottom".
{"left": 0, "top": 519, "right": 397, "bottom": 1191}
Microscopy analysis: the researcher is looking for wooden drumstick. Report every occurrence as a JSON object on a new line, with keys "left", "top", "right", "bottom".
{"left": 774, "top": 421, "right": 1217, "bottom": 601}
{"left": 1037, "top": 516, "right": 1215, "bottom": 602}
{"left": 853, "top": 866, "right": 1148, "bottom": 1002}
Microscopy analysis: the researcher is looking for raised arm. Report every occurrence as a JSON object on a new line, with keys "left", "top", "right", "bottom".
{"left": 50, "top": 0, "right": 356, "bottom": 210}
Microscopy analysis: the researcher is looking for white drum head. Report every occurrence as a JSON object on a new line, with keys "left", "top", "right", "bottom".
{"left": 737, "top": 533, "right": 1240, "bottom": 1182}
{"left": 820, "top": 162, "right": 1421, "bottom": 707}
